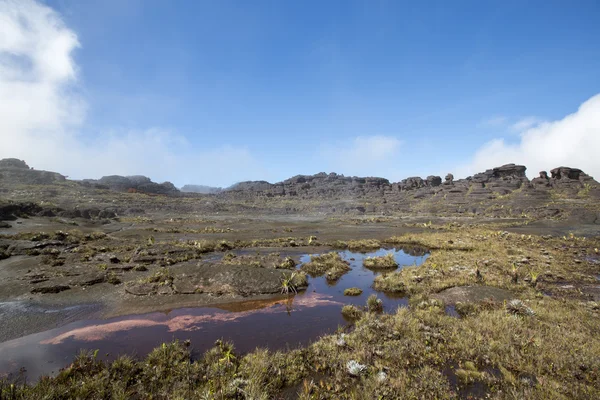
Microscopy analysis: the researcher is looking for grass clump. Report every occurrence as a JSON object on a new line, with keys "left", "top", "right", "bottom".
{"left": 278, "top": 256, "right": 296, "bottom": 269}
{"left": 366, "top": 294, "right": 383, "bottom": 312}
{"left": 344, "top": 287, "right": 363, "bottom": 296}
{"left": 341, "top": 304, "right": 364, "bottom": 320}
{"left": 373, "top": 271, "right": 407, "bottom": 294}
{"left": 300, "top": 252, "right": 350, "bottom": 282}
{"left": 363, "top": 253, "right": 398, "bottom": 269}
{"left": 280, "top": 271, "right": 308, "bottom": 294}
{"left": 106, "top": 272, "right": 121, "bottom": 285}
{"left": 455, "top": 361, "right": 484, "bottom": 384}
{"left": 141, "top": 268, "right": 174, "bottom": 286}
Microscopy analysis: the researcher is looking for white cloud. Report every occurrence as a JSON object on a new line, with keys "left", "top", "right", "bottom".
{"left": 510, "top": 116, "right": 543, "bottom": 132}
{"left": 0, "top": 0, "right": 266, "bottom": 187}
{"left": 459, "top": 94, "right": 600, "bottom": 180}
{"left": 319, "top": 135, "right": 402, "bottom": 177}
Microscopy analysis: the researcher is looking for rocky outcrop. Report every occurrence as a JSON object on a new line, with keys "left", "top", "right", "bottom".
{"left": 0, "top": 158, "right": 66, "bottom": 185}
{"left": 81, "top": 175, "right": 179, "bottom": 195}
{"left": 224, "top": 173, "right": 391, "bottom": 199}
{"left": 0, "top": 159, "right": 29, "bottom": 169}
{"left": 470, "top": 164, "right": 529, "bottom": 194}
{"left": 549, "top": 167, "right": 596, "bottom": 190}
{"left": 532, "top": 171, "right": 551, "bottom": 187}
{"left": 444, "top": 174, "right": 454, "bottom": 185}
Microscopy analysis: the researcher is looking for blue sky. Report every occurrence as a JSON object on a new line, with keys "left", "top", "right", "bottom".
{"left": 1, "top": 0, "right": 599, "bottom": 186}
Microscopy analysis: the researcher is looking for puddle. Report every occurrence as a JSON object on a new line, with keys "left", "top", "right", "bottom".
{"left": 0, "top": 247, "right": 427, "bottom": 380}
{"left": 444, "top": 305, "right": 460, "bottom": 318}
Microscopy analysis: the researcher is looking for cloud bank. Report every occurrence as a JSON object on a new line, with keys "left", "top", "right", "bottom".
{"left": 0, "top": 0, "right": 267, "bottom": 187}
{"left": 460, "top": 94, "right": 600, "bottom": 180}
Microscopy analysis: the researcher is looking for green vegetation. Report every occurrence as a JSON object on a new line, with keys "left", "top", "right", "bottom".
{"left": 363, "top": 253, "right": 398, "bottom": 269}
{"left": 280, "top": 271, "right": 308, "bottom": 294}
{"left": 343, "top": 287, "right": 363, "bottom": 296}
{"left": 141, "top": 267, "right": 174, "bottom": 286}
{"left": 341, "top": 304, "right": 363, "bottom": 320}
{"left": 300, "top": 252, "right": 351, "bottom": 281}
{"left": 2, "top": 209, "right": 600, "bottom": 398}
{"left": 8, "top": 288, "right": 597, "bottom": 399}
{"left": 366, "top": 294, "right": 383, "bottom": 312}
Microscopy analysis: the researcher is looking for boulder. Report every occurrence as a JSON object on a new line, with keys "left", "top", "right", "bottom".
{"left": 426, "top": 175, "right": 442, "bottom": 187}
{"left": 532, "top": 171, "right": 551, "bottom": 187}
{"left": 444, "top": 173, "right": 454, "bottom": 185}
{"left": 549, "top": 166, "right": 598, "bottom": 191}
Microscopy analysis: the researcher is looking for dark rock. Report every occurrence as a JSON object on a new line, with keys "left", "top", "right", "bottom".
{"left": 444, "top": 173, "right": 454, "bottom": 185}
{"left": 80, "top": 175, "right": 180, "bottom": 195}
{"left": 550, "top": 167, "right": 584, "bottom": 180}
{"left": 70, "top": 273, "right": 106, "bottom": 287}
{"left": 532, "top": 171, "right": 551, "bottom": 187}
{"left": 0, "top": 202, "right": 44, "bottom": 221}
{"left": 426, "top": 176, "right": 442, "bottom": 187}
{"left": 31, "top": 284, "right": 71, "bottom": 294}
{"left": 98, "top": 209, "right": 117, "bottom": 219}
{"left": 0, "top": 159, "right": 66, "bottom": 185}
{"left": 57, "top": 210, "right": 82, "bottom": 219}
{"left": 36, "top": 209, "right": 56, "bottom": 217}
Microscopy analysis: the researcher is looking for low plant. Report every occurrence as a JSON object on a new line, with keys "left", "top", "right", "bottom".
{"left": 341, "top": 304, "right": 363, "bottom": 320}
{"left": 363, "top": 253, "right": 398, "bottom": 269}
{"left": 366, "top": 294, "right": 383, "bottom": 312}
{"left": 344, "top": 287, "right": 363, "bottom": 296}
{"left": 278, "top": 257, "right": 296, "bottom": 269}
{"left": 142, "top": 268, "right": 174, "bottom": 286}
{"left": 280, "top": 272, "right": 307, "bottom": 295}
{"left": 300, "top": 252, "right": 350, "bottom": 281}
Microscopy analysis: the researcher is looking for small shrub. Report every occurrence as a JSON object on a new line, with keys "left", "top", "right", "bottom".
{"left": 341, "top": 305, "right": 363, "bottom": 320}
{"left": 107, "top": 272, "right": 121, "bottom": 285}
{"left": 142, "top": 268, "right": 174, "bottom": 286}
{"left": 506, "top": 299, "right": 535, "bottom": 317}
{"left": 367, "top": 294, "right": 383, "bottom": 312}
{"left": 278, "top": 257, "right": 296, "bottom": 269}
{"left": 280, "top": 271, "right": 308, "bottom": 294}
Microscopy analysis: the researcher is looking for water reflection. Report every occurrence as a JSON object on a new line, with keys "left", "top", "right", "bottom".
{"left": 0, "top": 247, "right": 427, "bottom": 381}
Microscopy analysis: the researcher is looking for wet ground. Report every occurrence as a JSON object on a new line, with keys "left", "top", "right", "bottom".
{"left": 0, "top": 247, "right": 427, "bottom": 380}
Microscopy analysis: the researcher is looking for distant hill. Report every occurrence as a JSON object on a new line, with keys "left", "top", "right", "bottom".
{"left": 180, "top": 184, "right": 222, "bottom": 194}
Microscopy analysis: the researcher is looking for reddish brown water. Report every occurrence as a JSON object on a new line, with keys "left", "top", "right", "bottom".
{"left": 0, "top": 247, "right": 427, "bottom": 381}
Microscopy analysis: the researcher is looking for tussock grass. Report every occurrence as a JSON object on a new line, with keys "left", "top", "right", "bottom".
{"left": 344, "top": 287, "right": 363, "bottom": 296}
{"left": 341, "top": 304, "right": 364, "bottom": 320}
{"left": 363, "top": 253, "right": 398, "bottom": 269}
{"left": 300, "top": 252, "right": 351, "bottom": 281}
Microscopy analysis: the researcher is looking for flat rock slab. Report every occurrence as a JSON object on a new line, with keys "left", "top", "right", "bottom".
{"left": 31, "top": 284, "right": 71, "bottom": 294}
{"left": 70, "top": 273, "right": 106, "bottom": 287}
{"left": 125, "top": 282, "right": 157, "bottom": 296}
{"left": 432, "top": 286, "right": 513, "bottom": 305}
